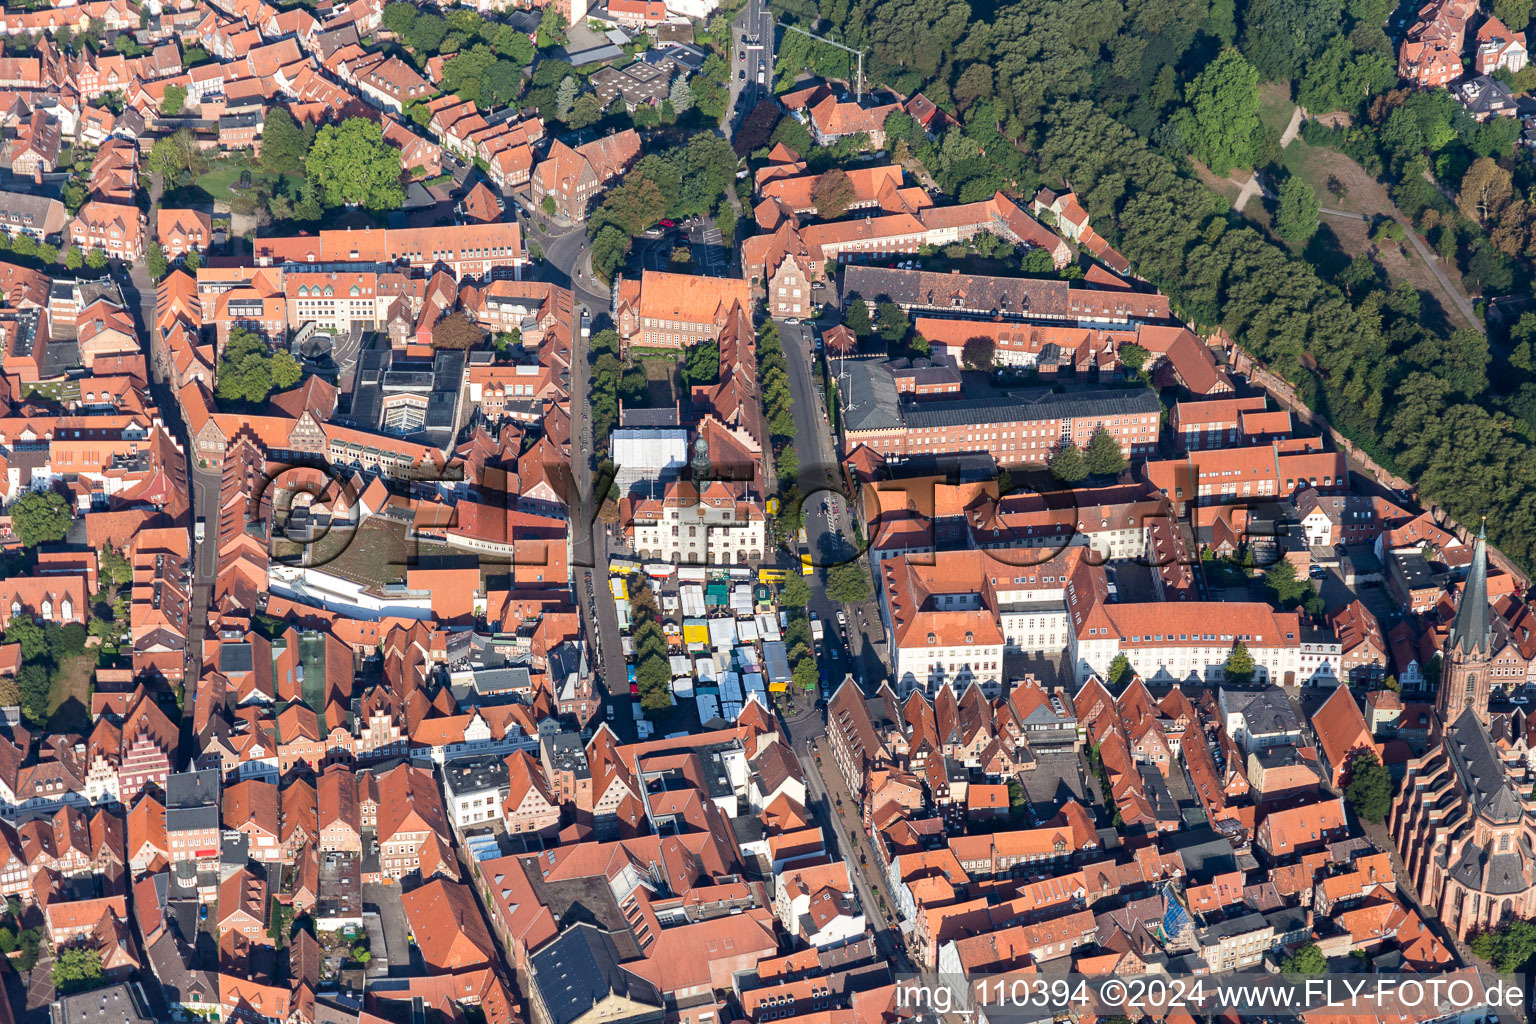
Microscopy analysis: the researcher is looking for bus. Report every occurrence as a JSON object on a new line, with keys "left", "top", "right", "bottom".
{"left": 758, "top": 568, "right": 790, "bottom": 583}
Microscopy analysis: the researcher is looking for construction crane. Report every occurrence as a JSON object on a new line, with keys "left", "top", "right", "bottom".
{"left": 779, "top": 23, "right": 866, "bottom": 102}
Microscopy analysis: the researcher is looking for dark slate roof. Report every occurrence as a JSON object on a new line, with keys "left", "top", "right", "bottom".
{"left": 1446, "top": 707, "right": 1523, "bottom": 824}
{"left": 901, "top": 387, "right": 1161, "bottom": 431}
{"left": 1221, "top": 685, "right": 1301, "bottom": 737}
{"left": 1449, "top": 525, "right": 1492, "bottom": 656}
{"left": 839, "top": 352, "right": 1160, "bottom": 435}
{"left": 529, "top": 923, "right": 662, "bottom": 1024}
{"left": 165, "top": 769, "right": 219, "bottom": 810}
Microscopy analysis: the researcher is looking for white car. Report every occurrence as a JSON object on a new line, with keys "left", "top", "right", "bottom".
{"left": 836, "top": 610, "right": 847, "bottom": 627}
{"left": 784, "top": 317, "right": 800, "bottom": 325}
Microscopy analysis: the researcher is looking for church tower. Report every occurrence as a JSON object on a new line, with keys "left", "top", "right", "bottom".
{"left": 1436, "top": 521, "right": 1495, "bottom": 727}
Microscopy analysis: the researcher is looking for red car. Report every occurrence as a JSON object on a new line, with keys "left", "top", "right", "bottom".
{"left": 630, "top": 681, "right": 639, "bottom": 695}
{"left": 659, "top": 219, "right": 676, "bottom": 228}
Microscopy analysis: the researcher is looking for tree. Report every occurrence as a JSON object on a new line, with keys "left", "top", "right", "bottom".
{"left": 4, "top": 619, "right": 47, "bottom": 663}
{"left": 793, "top": 658, "right": 819, "bottom": 692}
{"left": 1470, "top": 919, "right": 1536, "bottom": 972}
{"left": 306, "top": 118, "right": 405, "bottom": 211}
{"left": 159, "top": 82, "right": 187, "bottom": 116}
{"left": 16, "top": 663, "right": 48, "bottom": 725}
{"left": 682, "top": 341, "right": 719, "bottom": 387}
{"left": 876, "top": 300, "right": 909, "bottom": 343}
{"left": 1458, "top": 157, "right": 1514, "bottom": 224}
{"left": 1084, "top": 428, "right": 1127, "bottom": 476}
{"left": 844, "top": 300, "right": 872, "bottom": 338}
{"left": 9, "top": 490, "right": 70, "bottom": 546}
{"left": 1275, "top": 176, "right": 1320, "bottom": 244}
{"left": 53, "top": 947, "right": 104, "bottom": 995}
{"left": 1281, "top": 942, "right": 1327, "bottom": 974}
{"left": 669, "top": 75, "right": 694, "bottom": 114}
{"left": 100, "top": 546, "right": 132, "bottom": 588}
{"left": 1265, "top": 560, "right": 1310, "bottom": 605}
{"left": 1049, "top": 442, "right": 1088, "bottom": 484}
{"left": 217, "top": 328, "right": 280, "bottom": 405}
{"left": 537, "top": 6, "right": 567, "bottom": 48}
{"left": 1224, "top": 640, "right": 1256, "bottom": 682}
{"left": 811, "top": 168, "right": 857, "bottom": 220}
{"left": 779, "top": 574, "right": 810, "bottom": 608}
{"left": 960, "top": 335, "right": 995, "bottom": 370}
{"left": 1495, "top": 0, "right": 1533, "bottom": 34}
{"left": 85, "top": 247, "right": 108, "bottom": 271}
{"left": 1106, "top": 653, "right": 1134, "bottom": 688}
{"left": 1179, "top": 49, "right": 1261, "bottom": 175}
{"left": 826, "top": 562, "right": 872, "bottom": 603}
{"left": 145, "top": 240, "right": 168, "bottom": 281}
{"left": 590, "top": 226, "right": 630, "bottom": 284}
{"left": 64, "top": 245, "right": 82, "bottom": 271}
{"left": 1240, "top": 0, "right": 1342, "bottom": 82}
{"left": 1118, "top": 342, "right": 1150, "bottom": 374}
{"left": 271, "top": 351, "right": 303, "bottom": 390}
{"left": 431, "top": 312, "right": 484, "bottom": 349}
{"left": 555, "top": 76, "right": 578, "bottom": 121}
{"left": 261, "top": 107, "right": 312, "bottom": 175}
{"left": 1344, "top": 750, "right": 1393, "bottom": 822}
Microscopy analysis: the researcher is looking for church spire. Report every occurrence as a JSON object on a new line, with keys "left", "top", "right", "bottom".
{"left": 1449, "top": 519, "right": 1492, "bottom": 657}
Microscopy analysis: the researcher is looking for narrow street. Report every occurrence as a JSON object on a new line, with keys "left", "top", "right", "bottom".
{"left": 783, "top": 707, "right": 916, "bottom": 973}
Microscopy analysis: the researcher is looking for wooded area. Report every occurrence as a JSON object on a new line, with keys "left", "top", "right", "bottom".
{"left": 764, "top": 0, "right": 1536, "bottom": 570}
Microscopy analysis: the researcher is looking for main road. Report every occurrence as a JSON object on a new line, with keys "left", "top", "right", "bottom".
{"left": 778, "top": 320, "right": 888, "bottom": 691}
{"left": 729, "top": 0, "right": 778, "bottom": 126}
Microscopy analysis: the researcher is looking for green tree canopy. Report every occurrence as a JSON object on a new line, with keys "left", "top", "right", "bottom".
{"left": 1275, "top": 176, "right": 1321, "bottom": 244}
{"left": 162, "top": 83, "right": 186, "bottom": 116}
{"left": 1470, "top": 919, "right": 1536, "bottom": 972}
{"left": 844, "top": 300, "right": 872, "bottom": 338}
{"left": 826, "top": 562, "right": 872, "bottom": 603}
{"left": 1281, "top": 942, "right": 1328, "bottom": 974}
{"left": 779, "top": 574, "right": 811, "bottom": 608}
{"left": 876, "top": 300, "right": 910, "bottom": 343}
{"left": 1084, "top": 427, "right": 1127, "bottom": 476}
{"left": 1343, "top": 750, "right": 1393, "bottom": 822}
{"left": 261, "top": 107, "right": 314, "bottom": 175}
{"left": 1179, "top": 49, "right": 1261, "bottom": 175}
{"left": 306, "top": 118, "right": 405, "bottom": 211}
{"left": 9, "top": 490, "right": 70, "bottom": 546}
{"left": 1049, "top": 442, "right": 1088, "bottom": 483}
{"left": 1224, "top": 640, "right": 1256, "bottom": 682}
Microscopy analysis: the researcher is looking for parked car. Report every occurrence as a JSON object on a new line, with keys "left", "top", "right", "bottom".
{"left": 784, "top": 317, "right": 800, "bottom": 324}
{"left": 659, "top": 218, "right": 676, "bottom": 227}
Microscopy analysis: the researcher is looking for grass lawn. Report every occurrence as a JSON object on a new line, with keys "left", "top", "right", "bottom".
{"left": 48, "top": 654, "right": 94, "bottom": 732}
{"left": 1278, "top": 138, "right": 1371, "bottom": 215}
{"left": 163, "top": 157, "right": 303, "bottom": 209}
{"left": 1258, "top": 81, "right": 1296, "bottom": 140}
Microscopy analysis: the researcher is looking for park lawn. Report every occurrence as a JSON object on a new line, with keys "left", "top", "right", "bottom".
{"left": 1278, "top": 137, "right": 1372, "bottom": 216}
{"left": 1258, "top": 81, "right": 1296, "bottom": 140}
{"left": 1260, "top": 137, "right": 1479, "bottom": 329}
{"left": 166, "top": 157, "right": 303, "bottom": 208}
{"left": 47, "top": 653, "right": 94, "bottom": 732}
